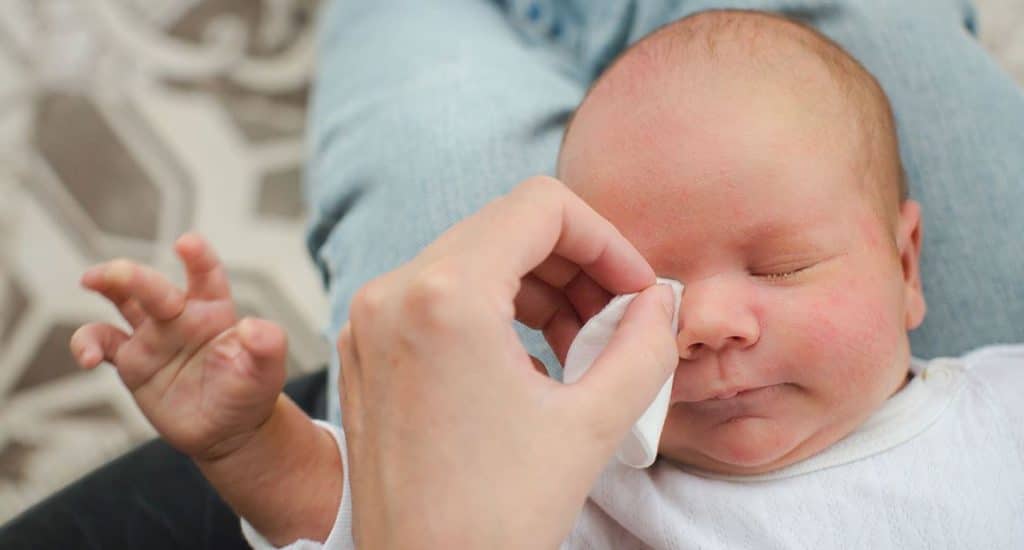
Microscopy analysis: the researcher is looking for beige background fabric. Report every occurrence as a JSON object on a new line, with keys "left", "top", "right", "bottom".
{"left": 0, "top": 0, "right": 1021, "bottom": 525}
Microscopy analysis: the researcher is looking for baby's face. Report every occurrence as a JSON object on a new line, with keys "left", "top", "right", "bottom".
{"left": 559, "top": 68, "right": 925, "bottom": 475}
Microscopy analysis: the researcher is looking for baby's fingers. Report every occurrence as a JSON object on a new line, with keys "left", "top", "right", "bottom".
{"left": 70, "top": 323, "right": 130, "bottom": 369}
{"left": 174, "top": 233, "right": 231, "bottom": 301}
{"left": 82, "top": 260, "right": 186, "bottom": 323}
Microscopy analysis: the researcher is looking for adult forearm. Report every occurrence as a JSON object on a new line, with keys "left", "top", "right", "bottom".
{"left": 195, "top": 394, "right": 343, "bottom": 546}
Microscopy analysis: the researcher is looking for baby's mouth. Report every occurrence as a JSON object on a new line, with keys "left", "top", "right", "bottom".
{"left": 676, "top": 384, "right": 770, "bottom": 403}
{"left": 674, "top": 383, "right": 792, "bottom": 411}
{"left": 708, "top": 385, "right": 768, "bottom": 401}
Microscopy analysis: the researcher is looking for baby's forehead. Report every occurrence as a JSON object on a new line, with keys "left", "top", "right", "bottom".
{"left": 589, "top": 12, "right": 843, "bottom": 108}
{"left": 560, "top": 10, "right": 904, "bottom": 222}
{"left": 569, "top": 27, "right": 830, "bottom": 171}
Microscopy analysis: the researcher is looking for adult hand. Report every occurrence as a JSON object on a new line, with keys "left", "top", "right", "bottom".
{"left": 338, "top": 176, "right": 679, "bottom": 549}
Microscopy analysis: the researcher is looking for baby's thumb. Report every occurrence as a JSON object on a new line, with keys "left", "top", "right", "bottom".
{"left": 237, "top": 317, "right": 289, "bottom": 379}
{"left": 569, "top": 284, "right": 678, "bottom": 441}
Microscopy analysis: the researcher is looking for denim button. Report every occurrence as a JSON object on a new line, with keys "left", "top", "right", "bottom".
{"left": 527, "top": 2, "right": 541, "bottom": 22}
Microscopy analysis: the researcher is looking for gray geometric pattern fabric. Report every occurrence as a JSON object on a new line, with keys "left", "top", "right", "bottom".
{"left": 0, "top": 0, "right": 326, "bottom": 522}
{"left": 0, "top": 0, "right": 1022, "bottom": 525}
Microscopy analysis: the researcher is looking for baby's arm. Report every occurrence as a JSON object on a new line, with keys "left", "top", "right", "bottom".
{"left": 69, "top": 233, "right": 342, "bottom": 546}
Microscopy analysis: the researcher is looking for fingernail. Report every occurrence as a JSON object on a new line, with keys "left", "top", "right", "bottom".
{"left": 659, "top": 284, "right": 676, "bottom": 317}
{"left": 106, "top": 260, "right": 133, "bottom": 285}
{"left": 238, "top": 318, "right": 258, "bottom": 343}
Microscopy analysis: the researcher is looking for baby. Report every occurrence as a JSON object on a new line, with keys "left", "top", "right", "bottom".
{"left": 71, "top": 9, "right": 1023, "bottom": 549}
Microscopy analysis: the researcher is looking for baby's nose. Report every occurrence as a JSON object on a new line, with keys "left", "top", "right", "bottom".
{"left": 676, "top": 280, "right": 759, "bottom": 359}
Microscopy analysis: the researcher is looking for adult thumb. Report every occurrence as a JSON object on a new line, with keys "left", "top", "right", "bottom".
{"left": 568, "top": 283, "right": 679, "bottom": 442}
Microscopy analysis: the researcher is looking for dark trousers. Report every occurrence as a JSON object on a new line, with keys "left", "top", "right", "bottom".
{"left": 0, "top": 369, "right": 329, "bottom": 550}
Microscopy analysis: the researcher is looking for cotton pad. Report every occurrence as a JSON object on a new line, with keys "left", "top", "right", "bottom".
{"left": 562, "top": 277, "right": 683, "bottom": 468}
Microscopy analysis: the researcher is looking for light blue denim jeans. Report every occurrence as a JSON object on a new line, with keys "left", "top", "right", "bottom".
{"left": 305, "top": 0, "right": 1024, "bottom": 427}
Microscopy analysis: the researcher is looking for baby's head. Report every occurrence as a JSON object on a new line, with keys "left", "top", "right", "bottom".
{"left": 557, "top": 10, "right": 926, "bottom": 475}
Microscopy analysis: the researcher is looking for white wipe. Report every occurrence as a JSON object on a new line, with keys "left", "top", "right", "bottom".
{"left": 562, "top": 278, "right": 683, "bottom": 468}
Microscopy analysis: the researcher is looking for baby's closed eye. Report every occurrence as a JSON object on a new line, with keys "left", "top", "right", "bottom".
{"left": 748, "top": 250, "right": 847, "bottom": 282}
{"left": 749, "top": 264, "right": 815, "bottom": 281}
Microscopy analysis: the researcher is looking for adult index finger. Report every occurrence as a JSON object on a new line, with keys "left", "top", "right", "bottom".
{"left": 420, "top": 176, "right": 655, "bottom": 306}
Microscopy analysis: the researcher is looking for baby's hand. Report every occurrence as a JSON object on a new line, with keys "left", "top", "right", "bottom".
{"left": 70, "top": 233, "right": 288, "bottom": 462}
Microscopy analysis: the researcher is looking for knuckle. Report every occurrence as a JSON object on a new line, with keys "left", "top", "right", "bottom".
{"left": 533, "top": 175, "right": 570, "bottom": 199}
{"left": 402, "top": 262, "right": 467, "bottom": 323}
{"left": 336, "top": 324, "right": 354, "bottom": 356}
{"left": 518, "top": 175, "right": 563, "bottom": 196}
{"left": 511, "top": 176, "right": 569, "bottom": 217}
{"left": 179, "top": 305, "right": 215, "bottom": 342}
{"left": 350, "top": 278, "right": 388, "bottom": 319}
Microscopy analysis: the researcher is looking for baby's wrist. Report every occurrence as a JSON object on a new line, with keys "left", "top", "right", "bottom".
{"left": 192, "top": 394, "right": 291, "bottom": 468}
{"left": 192, "top": 395, "right": 342, "bottom": 545}
{"left": 190, "top": 394, "right": 285, "bottom": 464}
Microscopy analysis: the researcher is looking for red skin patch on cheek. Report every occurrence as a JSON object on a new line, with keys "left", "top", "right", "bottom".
{"left": 795, "top": 287, "right": 881, "bottom": 384}
{"left": 810, "top": 282, "right": 899, "bottom": 399}
{"left": 805, "top": 305, "right": 842, "bottom": 351}
{"left": 804, "top": 289, "right": 845, "bottom": 339}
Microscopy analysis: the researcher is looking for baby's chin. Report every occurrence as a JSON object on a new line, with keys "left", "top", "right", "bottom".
{"left": 659, "top": 415, "right": 814, "bottom": 475}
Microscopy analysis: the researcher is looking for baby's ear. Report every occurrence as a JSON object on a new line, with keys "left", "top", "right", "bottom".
{"left": 895, "top": 200, "right": 926, "bottom": 330}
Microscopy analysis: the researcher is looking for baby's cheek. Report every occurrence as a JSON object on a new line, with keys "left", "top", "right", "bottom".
{"left": 794, "top": 280, "right": 902, "bottom": 390}
{"left": 789, "top": 291, "right": 865, "bottom": 351}
{"left": 827, "top": 288, "right": 892, "bottom": 345}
